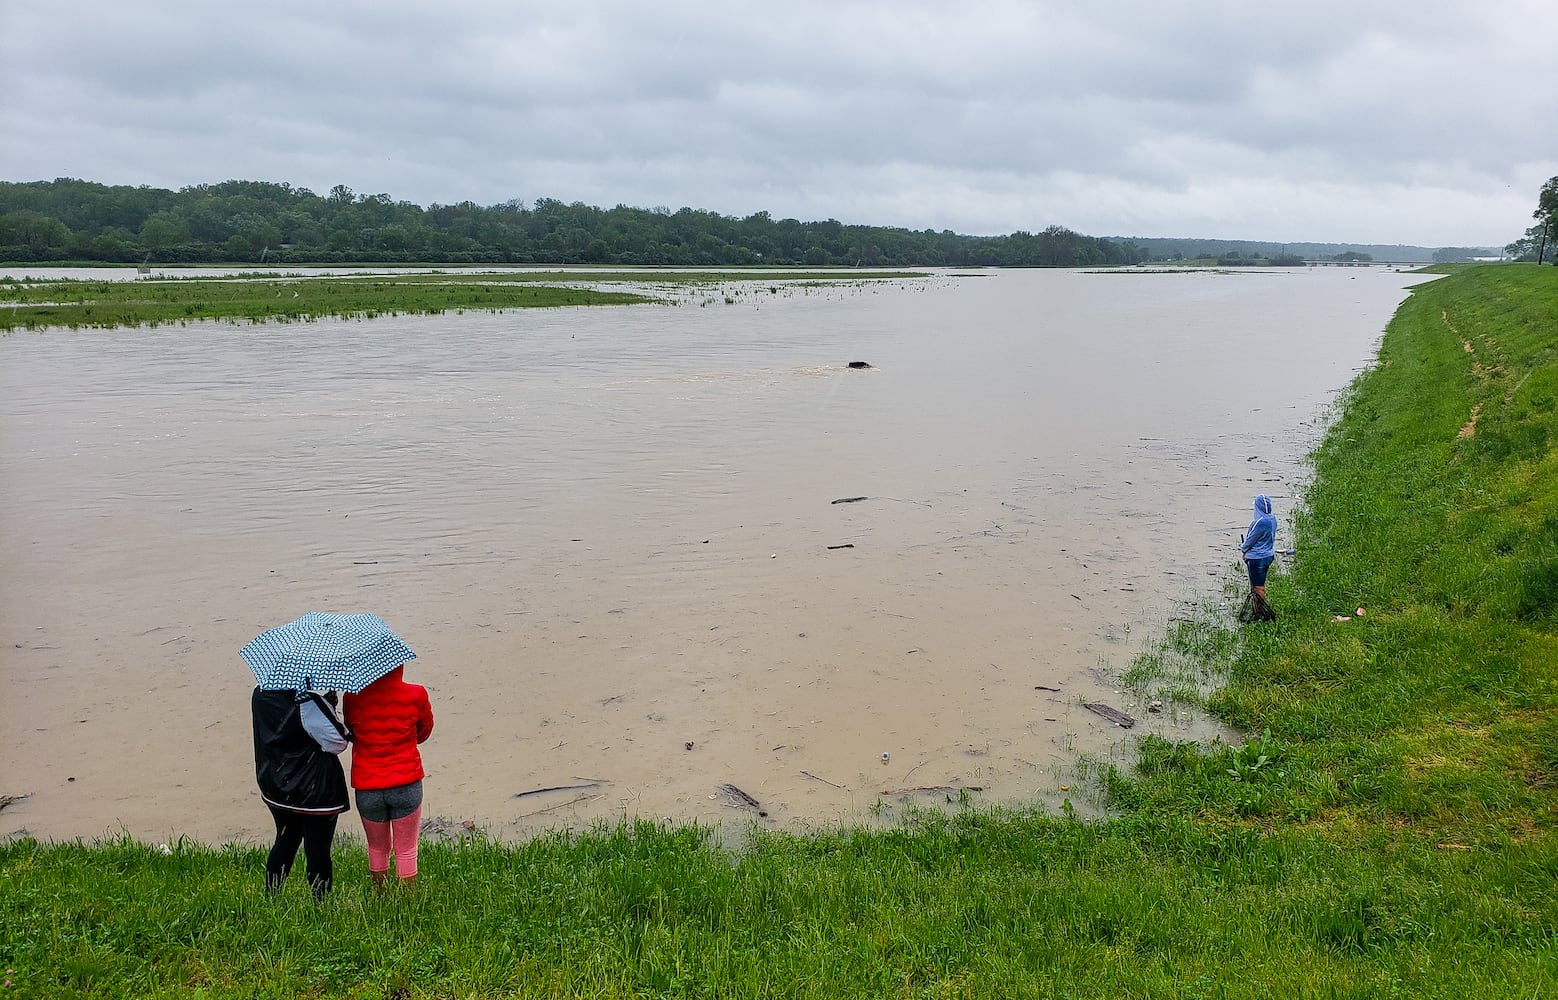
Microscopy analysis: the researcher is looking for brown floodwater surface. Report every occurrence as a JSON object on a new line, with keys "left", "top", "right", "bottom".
{"left": 0, "top": 267, "right": 1434, "bottom": 844}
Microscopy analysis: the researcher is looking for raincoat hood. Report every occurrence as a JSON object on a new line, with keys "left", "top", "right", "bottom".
{"left": 343, "top": 662, "right": 433, "bottom": 790}
{"left": 369, "top": 664, "right": 406, "bottom": 689}
{"left": 1241, "top": 495, "right": 1278, "bottom": 561}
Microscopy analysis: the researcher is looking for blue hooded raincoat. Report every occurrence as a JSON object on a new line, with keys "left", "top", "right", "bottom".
{"left": 1240, "top": 495, "right": 1277, "bottom": 561}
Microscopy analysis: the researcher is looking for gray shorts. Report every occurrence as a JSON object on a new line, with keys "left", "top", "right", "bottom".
{"left": 354, "top": 780, "right": 423, "bottom": 823}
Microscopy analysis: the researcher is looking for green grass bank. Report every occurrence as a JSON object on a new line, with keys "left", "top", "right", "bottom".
{"left": 1119, "top": 264, "right": 1558, "bottom": 844}
{"left": 3, "top": 265, "right": 1556, "bottom": 998}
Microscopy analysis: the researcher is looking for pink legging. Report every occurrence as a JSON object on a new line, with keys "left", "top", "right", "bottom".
{"left": 361, "top": 806, "right": 422, "bottom": 878}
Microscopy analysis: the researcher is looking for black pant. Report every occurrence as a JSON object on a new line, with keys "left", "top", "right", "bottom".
{"left": 266, "top": 805, "right": 339, "bottom": 897}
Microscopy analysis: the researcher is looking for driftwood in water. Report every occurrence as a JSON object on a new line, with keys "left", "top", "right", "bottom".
{"left": 879, "top": 784, "right": 985, "bottom": 796}
{"left": 717, "top": 783, "right": 769, "bottom": 817}
{"left": 515, "top": 793, "right": 601, "bottom": 819}
{"left": 800, "top": 770, "right": 845, "bottom": 789}
{"left": 0, "top": 793, "right": 27, "bottom": 813}
{"left": 513, "top": 780, "right": 606, "bottom": 799}
{"left": 831, "top": 496, "right": 868, "bottom": 504}
{"left": 1084, "top": 703, "right": 1136, "bottom": 728}
{"left": 827, "top": 543, "right": 855, "bottom": 549}
{"left": 847, "top": 361, "right": 872, "bottom": 369}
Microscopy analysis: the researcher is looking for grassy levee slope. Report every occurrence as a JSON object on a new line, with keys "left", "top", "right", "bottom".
{"left": 2, "top": 266, "right": 1556, "bottom": 998}
{"left": 1120, "top": 264, "right": 1558, "bottom": 847}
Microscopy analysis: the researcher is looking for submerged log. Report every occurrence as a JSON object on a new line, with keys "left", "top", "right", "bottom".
{"left": 717, "top": 783, "right": 768, "bottom": 817}
{"left": 879, "top": 785, "right": 985, "bottom": 796}
{"left": 513, "top": 781, "right": 606, "bottom": 799}
{"left": 1084, "top": 703, "right": 1136, "bottom": 728}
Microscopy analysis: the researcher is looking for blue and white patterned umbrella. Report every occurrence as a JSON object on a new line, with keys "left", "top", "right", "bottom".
{"left": 241, "top": 612, "right": 416, "bottom": 693}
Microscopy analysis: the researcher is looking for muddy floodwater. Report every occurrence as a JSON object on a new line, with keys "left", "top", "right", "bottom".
{"left": 1, "top": 266, "right": 1433, "bottom": 845}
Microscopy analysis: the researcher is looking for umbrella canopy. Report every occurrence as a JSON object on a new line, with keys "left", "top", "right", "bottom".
{"left": 241, "top": 612, "right": 416, "bottom": 693}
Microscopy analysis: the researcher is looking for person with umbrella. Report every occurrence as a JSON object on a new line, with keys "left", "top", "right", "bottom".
{"left": 242, "top": 613, "right": 420, "bottom": 895}
{"left": 344, "top": 662, "right": 435, "bottom": 887}
{"left": 250, "top": 684, "right": 350, "bottom": 897}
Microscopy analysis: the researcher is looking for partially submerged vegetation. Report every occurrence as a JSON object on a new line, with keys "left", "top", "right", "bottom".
{"left": 2, "top": 265, "right": 1555, "bottom": 997}
{"left": 0, "top": 269, "right": 920, "bottom": 332}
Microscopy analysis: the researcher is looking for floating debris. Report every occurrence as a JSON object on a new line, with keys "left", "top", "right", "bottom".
{"left": 716, "top": 783, "right": 768, "bottom": 817}
{"left": 1084, "top": 703, "right": 1136, "bottom": 728}
{"left": 420, "top": 816, "right": 479, "bottom": 841}
{"left": 514, "top": 780, "right": 608, "bottom": 799}
{"left": 879, "top": 784, "right": 985, "bottom": 796}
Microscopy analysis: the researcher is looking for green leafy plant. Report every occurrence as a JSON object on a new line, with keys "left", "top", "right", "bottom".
{"left": 1227, "top": 728, "right": 1282, "bottom": 782}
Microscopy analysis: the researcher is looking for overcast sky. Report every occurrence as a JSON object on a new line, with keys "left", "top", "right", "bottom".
{"left": 3, "top": 1, "right": 1553, "bottom": 247}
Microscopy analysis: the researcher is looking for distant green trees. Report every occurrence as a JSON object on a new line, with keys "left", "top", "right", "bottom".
{"left": 0, "top": 209, "right": 71, "bottom": 258}
{"left": 1432, "top": 247, "right": 1493, "bottom": 263}
{"left": 1507, "top": 175, "right": 1558, "bottom": 264}
{"left": 0, "top": 178, "right": 1150, "bottom": 268}
{"left": 1214, "top": 249, "right": 1307, "bottom": 267}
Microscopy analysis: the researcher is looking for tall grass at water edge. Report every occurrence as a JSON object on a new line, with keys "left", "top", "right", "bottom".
{"left": 3, "top": 265, "right": 1556, "bottom": 998}
{"left": 1118, "top": 265, "right": 1558, "bottom": 845}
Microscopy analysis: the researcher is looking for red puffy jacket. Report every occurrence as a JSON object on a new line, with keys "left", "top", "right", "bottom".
{"left": 344, "top": 665, "right": 434, "bottom": 790}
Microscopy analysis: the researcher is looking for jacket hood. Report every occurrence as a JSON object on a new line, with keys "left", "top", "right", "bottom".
{"left": 365, "top": 664, "right": 405, "bottom": 691}
{"left": 1254, "top": 494, "right": 1272, "bottom": 516}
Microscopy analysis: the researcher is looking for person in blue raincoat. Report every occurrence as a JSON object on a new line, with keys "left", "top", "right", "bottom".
{"left": 1240, "top": 494, "right": 1278, "bottom": 619}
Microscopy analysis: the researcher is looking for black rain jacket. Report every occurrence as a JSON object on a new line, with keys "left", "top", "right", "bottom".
{"left": 252, "top": 688, "right": 350, "bottom": 815}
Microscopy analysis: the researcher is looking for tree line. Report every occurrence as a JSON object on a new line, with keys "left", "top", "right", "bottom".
{"left": 1505, "top": 175, "right": 1558, "bottom": 264}
{"left": 0, "top": 178, "right": 1152, "bottom": 268}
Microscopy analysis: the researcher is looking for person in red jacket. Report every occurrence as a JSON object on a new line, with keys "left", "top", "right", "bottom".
{"left": 343, "top": 663, "right": 434, "bottom": 885}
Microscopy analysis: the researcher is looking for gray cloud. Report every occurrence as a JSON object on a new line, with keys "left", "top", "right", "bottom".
{"left": 2, "top": 0, "right": 1553, "bottom": 245}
